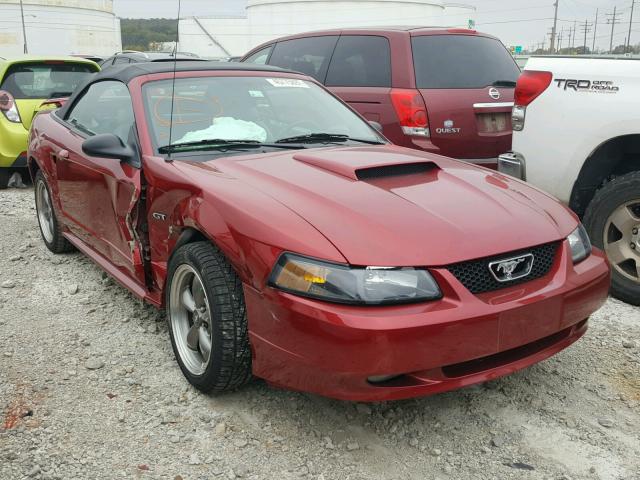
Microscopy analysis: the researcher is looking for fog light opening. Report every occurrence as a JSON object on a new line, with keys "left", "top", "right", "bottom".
{"left": 367, "top": 374, "right": 402, "bottom": 384}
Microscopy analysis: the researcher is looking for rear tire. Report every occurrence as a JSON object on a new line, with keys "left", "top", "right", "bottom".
{"left": 166, "top": 241, "right": 252, "bottom": 393}
{"left": 583, "top": 171, "right": 640, "bottom": 306}
{"left": 34, "top": 170, "right": 73, "bottom": 254}
{"left": 0, "top": 169, "right": 9, "bottom": 189}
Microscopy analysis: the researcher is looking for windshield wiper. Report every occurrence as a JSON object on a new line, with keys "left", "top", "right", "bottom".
{"left": 158, "top": 139, "right": 302, "bottom": 154}
{"left": 275, "top": 133, "right": 384, "bottom": 145}
{"left": 491, "top": 80, "right": 517, "bottom": 87}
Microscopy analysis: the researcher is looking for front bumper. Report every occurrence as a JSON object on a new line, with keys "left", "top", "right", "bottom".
{"left": 498, "top": 151, "right": 526, "bottom": 180}
{"left": 245, "top": 242, "right": 610, "bottom": 402}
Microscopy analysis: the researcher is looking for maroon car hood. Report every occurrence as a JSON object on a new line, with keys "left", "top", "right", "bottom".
{"left": 197, "top": 145, "right": 575, "bottom": 266}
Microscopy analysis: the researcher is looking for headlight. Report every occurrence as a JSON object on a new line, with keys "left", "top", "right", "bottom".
{"left": 568, "top": 224, "right": 592, "bottom": 263}
{"left": 269, "top": 253, "right": 442, "bottom": 305}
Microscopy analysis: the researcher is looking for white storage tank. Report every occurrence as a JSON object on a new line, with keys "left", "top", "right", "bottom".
{"left": 442, "top": 3, "right": 476, "bottom": 28}
{"left": 0, "top": 0, "right": 122, "bottom": 57}
{"left": 179, "top": 0, "right": 477, "bottom": 58}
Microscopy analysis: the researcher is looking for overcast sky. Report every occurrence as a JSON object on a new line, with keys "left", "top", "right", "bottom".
{"left": 113, "top": 0, "right": 637, "bottom": 51}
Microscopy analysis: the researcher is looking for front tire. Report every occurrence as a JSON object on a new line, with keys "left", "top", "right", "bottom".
{"left": 166, "top": 241, "right": 252, "bottom": 393}
{"left": 584, "top": 172, "right": 640, "bottom": 306}
{"left": 34, "top": 170, "right": 73, "bottom": 253}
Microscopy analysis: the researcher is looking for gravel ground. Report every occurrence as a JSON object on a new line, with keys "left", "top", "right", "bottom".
{"left": 1, "top": 186, "right": 639, "bottom": 480}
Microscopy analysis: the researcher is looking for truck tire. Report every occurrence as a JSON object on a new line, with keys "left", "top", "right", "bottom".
{"left": 166, "top": 241, "right": 252, "bottom": 393}
{"left": 34, "top": 170, "right": 74, "bottom": 253}
{"left": 584, "top": 171, "right": 640, "bottom": 306}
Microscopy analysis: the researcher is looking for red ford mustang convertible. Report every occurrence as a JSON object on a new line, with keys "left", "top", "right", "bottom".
{"left": 28, "top": 62, "right": 610, "bottom": 401}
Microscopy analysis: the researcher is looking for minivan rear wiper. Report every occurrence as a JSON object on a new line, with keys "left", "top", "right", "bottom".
{"left": 491, "top": 80, "right": 517, "bottom": 87}
{"left": 158, "top": 139, "right": 303, "bottom": 154}
{"left": 275, "top": 133, "right": 384, "bottom": 145}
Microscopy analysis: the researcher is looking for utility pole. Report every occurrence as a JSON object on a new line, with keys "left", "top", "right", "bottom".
{"left": 572, "top": 20, "right": 577, "bottom": 50}
{"left": 581, "top": 19, "right": 593, "bottom": 54}
{"left": 558, "top": 28, "right": 564, "bottom": 53}
{"left": 592, "top": 8, "right": 598, "bottom": 52}
{"left": 550, "top": 0, "right": 560, "bottom": 53}
{"left": 547, "top": 28, "right": 555, "bottom": 53}
{"left": 567, "top": 25, "right": 573, "bottom": 51}
{"left": 19, "top": 0, "right": 28, "bottom": 54}
{"left": 607, "top": 6, "right": 623, "bottom": 53}
{"left": 627, "top": 0, "right": 635, "bottom": 53}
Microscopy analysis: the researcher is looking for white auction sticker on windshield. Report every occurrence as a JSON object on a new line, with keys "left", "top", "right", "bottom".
{"left": 266, "top": 78, "right": 310, "bottom": 88}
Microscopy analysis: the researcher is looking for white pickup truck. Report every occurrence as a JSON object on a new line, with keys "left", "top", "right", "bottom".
{"left": 499, "top": 56, "right": 640, "bottom": 305}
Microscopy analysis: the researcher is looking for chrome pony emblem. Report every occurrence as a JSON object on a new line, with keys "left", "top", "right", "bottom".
{"left": 489, "top": 254, "right": 534, "bottom": 282}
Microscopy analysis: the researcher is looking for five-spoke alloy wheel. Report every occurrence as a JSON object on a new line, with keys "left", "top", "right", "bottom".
{"left": 34, "top": 170, "right": 73, "bottom": 253}
{"left": 166, "top": 241, "right": 252, "bottom": 392}
{"left": 169, "top": 264, "right": 213, "bottom": 376}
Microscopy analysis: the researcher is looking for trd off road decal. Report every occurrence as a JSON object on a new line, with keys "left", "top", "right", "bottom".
{"left": 555, "top": 79, "right": 620, "bottom": 93}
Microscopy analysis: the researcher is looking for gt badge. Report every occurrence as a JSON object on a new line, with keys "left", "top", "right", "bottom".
{"left": 152, "top": 212, "right": 167, "bottom": 221}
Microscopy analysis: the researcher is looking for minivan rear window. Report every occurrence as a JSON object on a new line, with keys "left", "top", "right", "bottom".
{"left": 411, "top": 35, "right": 520, "bottom": 89}
{"left": 0, "top": 62, "right": 96, "bottom": 99}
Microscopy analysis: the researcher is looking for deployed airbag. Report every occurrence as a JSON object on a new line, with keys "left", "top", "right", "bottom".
{"left": 176, "top": 117, "right": 267, "bottom": 144}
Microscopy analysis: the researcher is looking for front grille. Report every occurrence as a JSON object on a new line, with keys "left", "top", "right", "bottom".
{"left": 446, "top": 242, "right": 559, "bottom": 294}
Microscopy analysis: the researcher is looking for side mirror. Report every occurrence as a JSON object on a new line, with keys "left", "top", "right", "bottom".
{"left": 82, "top": 133, "right": 134, "bottom": 162}
{"left": 368, "top": 120, "right": 383, "bottom": 133}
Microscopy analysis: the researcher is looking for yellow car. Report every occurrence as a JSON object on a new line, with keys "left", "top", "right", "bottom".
{"left": 0, "top": 56, "right": 99, "bottom": 188}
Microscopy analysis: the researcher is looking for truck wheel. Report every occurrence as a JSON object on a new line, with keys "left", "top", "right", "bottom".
{"left": 34, "top": 171, "right": 74, "bottom": 253}
{"left": 166, "top": 241, "right": 252, "bottom": 393}
{"left": 584, "top": 172, "right": 640, "bottom": 306}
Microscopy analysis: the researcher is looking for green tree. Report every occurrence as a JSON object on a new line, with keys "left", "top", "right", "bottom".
{"left": 120, "top": 18, "right": 178, "bottom": 51}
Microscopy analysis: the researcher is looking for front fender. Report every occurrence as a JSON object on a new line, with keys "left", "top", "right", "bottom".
{"left": 144, "top": 159, "right": 345, "bottom": 301}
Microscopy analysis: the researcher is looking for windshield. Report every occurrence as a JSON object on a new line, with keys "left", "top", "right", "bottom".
{"left": 142, "top": 76, "right": 384, "bottom": 153}
{"left": 0, "top": 62, "right": 97, "bottom": 99}
{"left": 412, "top": 35, "right": 520, "bottom": 89}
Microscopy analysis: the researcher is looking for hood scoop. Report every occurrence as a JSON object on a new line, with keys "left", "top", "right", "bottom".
{"left": 355, "top": 162, "right": 437, "bottom": 180}
{"left": 293, "top": 149, "right": 439, "bottom": 181}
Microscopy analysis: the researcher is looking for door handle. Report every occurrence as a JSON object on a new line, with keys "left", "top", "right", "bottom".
{"left": 58, "top": 149, "right": 69, "bottom": 159}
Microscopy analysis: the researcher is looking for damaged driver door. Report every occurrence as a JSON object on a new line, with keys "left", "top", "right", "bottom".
{"left": 54, "top": 80, "right": 146, "bottom": 286}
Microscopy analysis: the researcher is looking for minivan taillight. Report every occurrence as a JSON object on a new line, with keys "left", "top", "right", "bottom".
{"left": 390, "top": 89, "right": 429, "bottom": 137}
{"left": 512, "top": 71, "right": 552, "bottom": 131}
{"left": 0, "top": 90, "right": 21, "bottom": 123}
